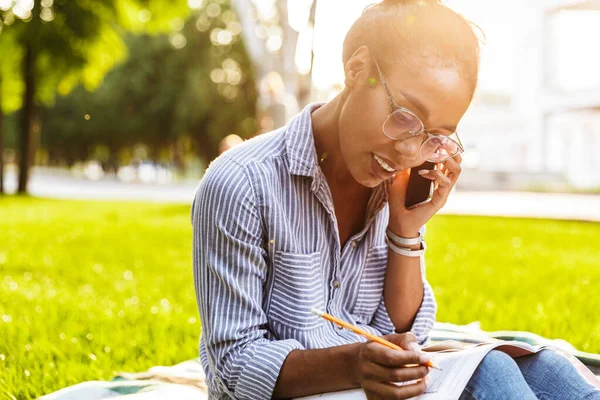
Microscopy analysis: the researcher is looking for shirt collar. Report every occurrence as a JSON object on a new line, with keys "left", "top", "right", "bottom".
{"left": 285, "top": 101, "right": 393, "bottom": 208}
{"left": 285, "top": 102, "right": 325, "bottom": 179}
{"left": 367, "top": 178, "right": 391, "bottom": 221}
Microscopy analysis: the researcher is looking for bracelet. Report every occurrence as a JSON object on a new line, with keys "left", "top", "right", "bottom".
{"left": 386, "top": 227, "right": 422, "bottom": 246}
{"left": 387, "top": 237, "right": 426, "bottom": 257}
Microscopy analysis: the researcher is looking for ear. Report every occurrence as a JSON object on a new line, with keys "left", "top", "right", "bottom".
{"left": 344, "top": 46, "right": 373, "bottom": 90}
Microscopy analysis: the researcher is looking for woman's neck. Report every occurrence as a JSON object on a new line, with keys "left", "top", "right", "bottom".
{"left": 311, "top": 91, "right": 364, "bottom": 193}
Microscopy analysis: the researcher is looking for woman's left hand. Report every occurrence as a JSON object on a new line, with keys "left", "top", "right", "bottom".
{"left": 387, "top": 154, "right": 463, "bottom": 237}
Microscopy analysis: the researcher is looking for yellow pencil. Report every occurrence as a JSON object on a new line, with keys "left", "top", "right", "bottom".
{"left": 311, "top": 308, "right": 441, "bottom": 370}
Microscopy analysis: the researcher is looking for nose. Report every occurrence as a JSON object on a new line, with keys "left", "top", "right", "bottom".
{"left": 393, "top": 136, "right": 422, "bottom": 162}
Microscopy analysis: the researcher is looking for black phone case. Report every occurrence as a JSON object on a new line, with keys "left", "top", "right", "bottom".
{"left": 405, "top": 161, "right": 436, "bottom": 209}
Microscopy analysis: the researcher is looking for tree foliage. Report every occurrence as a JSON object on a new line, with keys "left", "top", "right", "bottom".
{"left": 0, "top": 0, "right": 257, "bottom": 191}
{"left": 41, "top": 7, "right": 257, "bottom": 168}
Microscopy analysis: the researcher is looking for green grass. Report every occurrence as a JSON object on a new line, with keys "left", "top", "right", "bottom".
{"left": 426, "top": 215, "right": 600, "bottom": 349}
{"left": 1, "top": 197, "right": 599, "bottom": 399}
{"left": 0, "top": 197, "right": 199, "bottom": 399}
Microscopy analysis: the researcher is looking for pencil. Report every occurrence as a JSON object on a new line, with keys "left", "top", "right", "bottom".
{"left": 311, "top": 308, "right": 441, "bottom": 370}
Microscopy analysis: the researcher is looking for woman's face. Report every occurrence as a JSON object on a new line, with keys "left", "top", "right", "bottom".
{"left": 338, "top": 57, "right": 473, "bottom": 188}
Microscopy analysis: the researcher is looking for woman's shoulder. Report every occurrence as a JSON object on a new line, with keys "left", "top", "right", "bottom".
{"left": 195, "top": 128, "right": 289, "bottom": 199}
{"left": 218, "top": 128, "right": 288, "bottom": 169}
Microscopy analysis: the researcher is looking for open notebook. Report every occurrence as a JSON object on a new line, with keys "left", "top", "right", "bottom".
{"left": 295, "top": 341, "right": 600, "bottom": 400}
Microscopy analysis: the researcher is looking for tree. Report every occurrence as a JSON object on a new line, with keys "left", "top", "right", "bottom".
{"left": 40, "top": 2, "right": 257, "bottom": 168}
{"left": 0, "top": 0, "right": 191, "bottom": 193}
{"left": 0, "top": 18, "right": 23, "bottom": 195}
{"left": 0, "top": 75, "right": 3, "bottom": 195}
{"left": 231, "top": 0, "right": 318, "bottom": 131}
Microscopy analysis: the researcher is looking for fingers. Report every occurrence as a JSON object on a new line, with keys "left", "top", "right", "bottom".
{"left": 362, "top": 360, "right": 429, "bottom": 383}
{"left": 364, "top": 378, "right": 428, "bottom": 400}
{"left": 364, "top": 344, "right": 423, "bottom": 368}
{"left": 381, "top": 332, "right": 418, "bottom": 350}
{"left": 418, "top": 169, "right": 451, "bottom": 188}
{"left": 441, "top": 155, "right": 462, "bottom": 183}
{"left": 414, "top": 156, "right": 462, "bottom": 210}
{"left": 358, "top": 333, "right": 430, "bottom": 400}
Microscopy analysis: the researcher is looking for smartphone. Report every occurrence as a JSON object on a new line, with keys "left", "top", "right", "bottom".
{"left": 405, "top": 161, "right": 436, "bottom": 209}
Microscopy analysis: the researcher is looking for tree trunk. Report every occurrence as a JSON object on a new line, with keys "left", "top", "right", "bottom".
{"left": 0, "top": 75, "right": 4, "bottom": 195}
{"left": 18, "top": 41, "right": 36, "bottom": 194}
{"left": 276, "top": 0, "right": 299, "bottom": 100}
{"left": 297, "top": 0, "right": 317, "bottom": 108}
{"left": 232, "top": 0, "right": 315, "bottom": 130}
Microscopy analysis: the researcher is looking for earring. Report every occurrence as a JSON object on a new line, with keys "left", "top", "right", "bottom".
{"left": 367, "top": 77, "right": 377, "bottom": 87}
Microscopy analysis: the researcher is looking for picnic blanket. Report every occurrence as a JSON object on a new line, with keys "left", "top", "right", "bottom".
{"left": 40, "top": 322, "right": 600, "bottom": 399}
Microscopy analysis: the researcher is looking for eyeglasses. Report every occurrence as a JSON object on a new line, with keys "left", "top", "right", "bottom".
{"left": 372, "top": 57, "right": 464, "bottom": 163}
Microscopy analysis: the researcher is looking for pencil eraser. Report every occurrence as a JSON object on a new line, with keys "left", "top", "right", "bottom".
{"left": 310, "top": 307, "right": 324, "bottom": 316}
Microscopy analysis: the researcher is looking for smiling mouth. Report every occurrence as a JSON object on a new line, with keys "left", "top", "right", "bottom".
{"left": 373, "top": 154, "right": 396, "bottom": 173}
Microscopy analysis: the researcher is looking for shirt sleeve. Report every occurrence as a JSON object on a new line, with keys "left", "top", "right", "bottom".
{"left": 368, "top": 225, "right": 437, "bottom": 345}
{"left": 192, "top": 155, "right": 305, "bottom": 400}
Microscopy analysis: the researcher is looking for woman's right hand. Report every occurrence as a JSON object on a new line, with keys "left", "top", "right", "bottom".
{"left": 354, "top": 332, "right": 431, "bottom": 400}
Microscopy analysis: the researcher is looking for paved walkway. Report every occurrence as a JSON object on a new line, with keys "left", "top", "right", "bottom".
{"left": 442, "top": 190, "right": 600, "bottom": 222}
{"left": 3, "top": 171, "right": 600, "bottom": 222}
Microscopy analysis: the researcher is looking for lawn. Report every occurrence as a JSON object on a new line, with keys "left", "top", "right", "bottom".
{"left": 1, "top": 196, "right": 599, "bottom": 399}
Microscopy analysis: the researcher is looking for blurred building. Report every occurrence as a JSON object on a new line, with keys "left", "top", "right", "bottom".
{"left": 534, "top": 0, "right": 600, "bottom": 189}
{"left": 456, "top": 0, "right": 600, "bottom": 190}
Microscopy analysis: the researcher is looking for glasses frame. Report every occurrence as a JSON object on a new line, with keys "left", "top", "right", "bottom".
{"left": 372, "top": 57, "right": 464, "bottom": 163}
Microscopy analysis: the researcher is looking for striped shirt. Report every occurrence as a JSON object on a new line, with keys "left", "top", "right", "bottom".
{"left": 192, "top": 102, "right": 437, "bottom": 400}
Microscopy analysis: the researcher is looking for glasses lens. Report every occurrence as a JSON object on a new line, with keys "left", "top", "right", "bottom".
{"left": 420, "top": 135, "right": 461, "bottom": 162}
{"left": 384, "top": 109, "right": 423, "bottom": 140}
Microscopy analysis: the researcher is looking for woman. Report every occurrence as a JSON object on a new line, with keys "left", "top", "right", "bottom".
{"left": 192, "top": 1, "right": 600, "bottom": 399}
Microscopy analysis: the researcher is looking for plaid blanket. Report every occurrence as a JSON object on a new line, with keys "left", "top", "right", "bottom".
{"left": 40, "top": 322, "right": 600, "bottom": 399}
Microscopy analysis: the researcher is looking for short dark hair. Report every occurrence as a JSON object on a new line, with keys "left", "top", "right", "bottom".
{"left": 342, "top": 0, "right": 483, "bottom": 93}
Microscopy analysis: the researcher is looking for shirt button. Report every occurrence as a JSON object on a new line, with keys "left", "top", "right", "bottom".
{"left": 351, "top": 241, "right": 357, "bottom": 248}
{"left": 333, "top": 280, "right": 340, "bottom": 289}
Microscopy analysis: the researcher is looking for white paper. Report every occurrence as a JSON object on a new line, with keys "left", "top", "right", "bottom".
{"left": 295, "top": 341, "right": 548, "bottom": 400}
